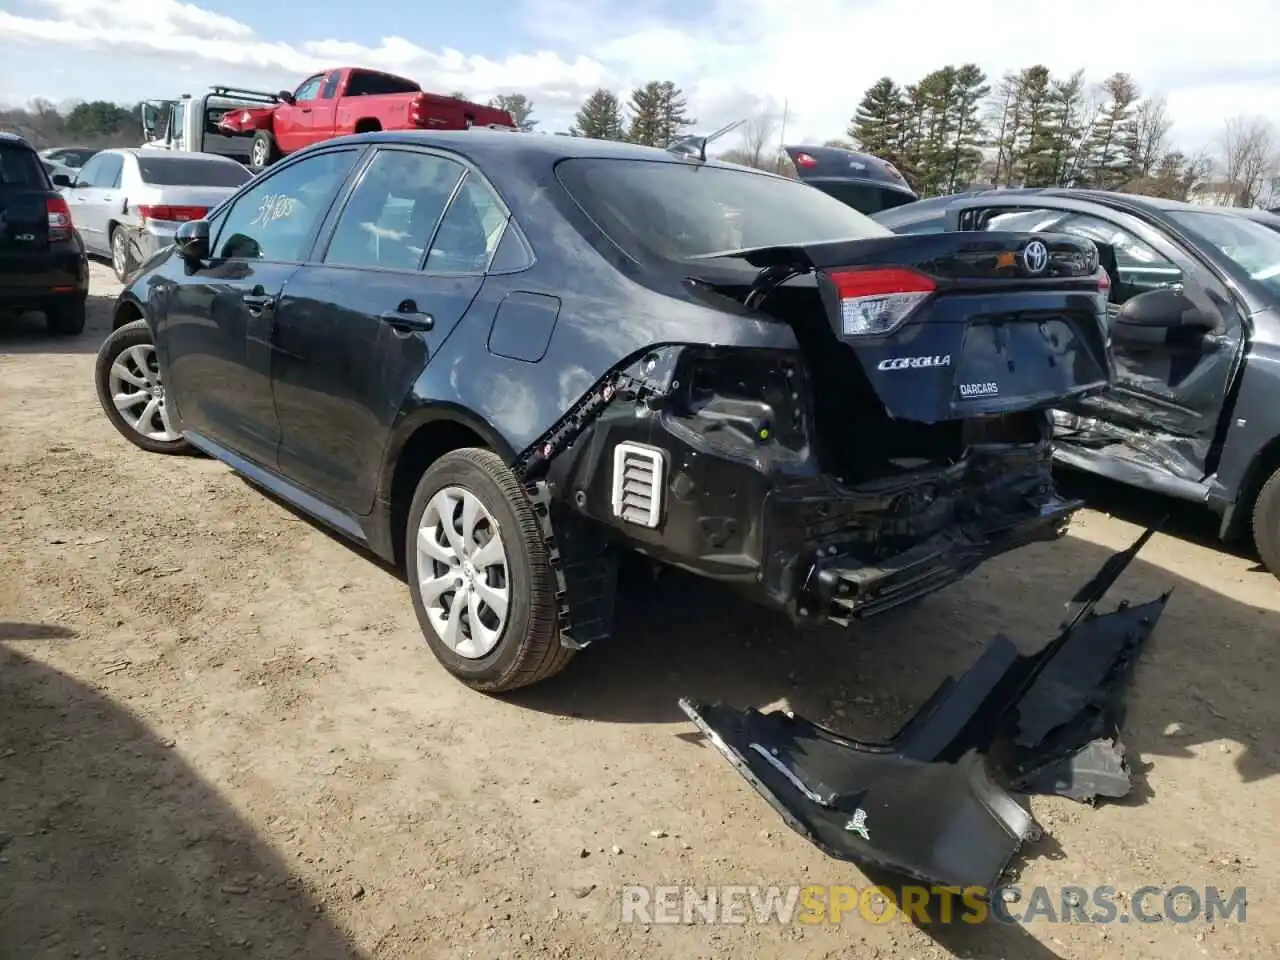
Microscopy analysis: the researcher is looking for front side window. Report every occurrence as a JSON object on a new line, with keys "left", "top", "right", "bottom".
{"left": 294, "top": 75, "right": 324, "bottom": 103}
{"left": 556, "top": 157, "right": 891, "bottom": 263}
{"left": 74, "top": 154, "right": 107, "bottom": 188}
{"left": 213, "top": 149, "right": 357, "bottom": 262}
{"left": 323, "top": 149, "right": 465, "bottom": 270}
{"left": 1169, "top": 209, "right": 1280, "bottom": 301}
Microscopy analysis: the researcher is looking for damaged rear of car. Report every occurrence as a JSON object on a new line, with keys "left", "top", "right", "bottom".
{"left": 546, "top": 156, "right": 1114, "bottom": 629}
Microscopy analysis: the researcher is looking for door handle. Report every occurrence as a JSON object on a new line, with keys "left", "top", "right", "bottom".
{"left": 242, "top": 287, "right": 277, "bottom": 313}
{"left": 379, "top": 301, "right": 434, "bottom": 333}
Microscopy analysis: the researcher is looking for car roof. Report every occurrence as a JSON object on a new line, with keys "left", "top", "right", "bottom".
{"left": 330, "top": 128, "right": 786, "bottom": 176}
{"left": 104, "top": 148, "right": 242, "bottom": 164}
{"left": 0, "top": 131, "right": 33, "bottom": 147}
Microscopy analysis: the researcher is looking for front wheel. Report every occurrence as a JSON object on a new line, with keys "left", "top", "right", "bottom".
{"left": 94, "top": 319, "right": 191, "bottom": 455}
{"left": 405, "top": 448, "right": 571, "bottom": 692}
{"left": 1252, "top": 465, "right": 1280, "bottom": 581}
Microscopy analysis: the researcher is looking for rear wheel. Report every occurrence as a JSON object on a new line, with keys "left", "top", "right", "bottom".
{"left": 249, "top": 130, "right": 280, "bottom": 173}
{"left": 1252, "top": 465, "right": 1280, "bottom": 581}
{"left": 94, "top": 318, "right": 191, "bottom": 455}
{"left": 405, "top": 448, "right": 571, "bottom": 692}
{"left": 109, "top": 225, "right": 136, "bottom": 282}
{"left": 45, "top": 297, "right": 86, "bottom": 336}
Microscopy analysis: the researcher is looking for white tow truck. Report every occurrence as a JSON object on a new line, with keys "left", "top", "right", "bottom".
{"left": 140, "top": 86, "right": 281, "bottom": 166}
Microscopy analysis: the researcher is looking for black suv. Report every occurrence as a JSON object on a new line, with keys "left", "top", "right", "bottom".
{"left": 0, "top": 133, "right": 89, "bottom": 335}
{"left": 92, "top": 131, "right": 1114, "bottom": 692}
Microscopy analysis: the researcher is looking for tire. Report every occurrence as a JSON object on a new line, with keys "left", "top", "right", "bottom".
{"left": 94, "top": 318, "right": 191, "bottom": 455}
{"left": 405, "top": 448, "right": 570, "bottom": 692}
{"left": 109, "top": 225, "right": 136, "bottom": 282}
{"left": 45, "top": 297, "right": 86, "bottom": 336}
{"left": 1252, "top": 465, "right": 1280, "bottom": 581}
{"left": 249, "top": 130, "right": 280, "bottom": 173}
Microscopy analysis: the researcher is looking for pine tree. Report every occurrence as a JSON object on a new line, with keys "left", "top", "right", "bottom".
{"left": 1013, "top": 66, "right": 1056, "bottom": 186}
{"left": 849, "top": 78, "right": 906, "bottom": 161}
{"left": 944, "top": 64, "right": 990, "bottom": 193}
{"left": 1081, "top": 72, "right": 1140, "bottom": 189}
{"left": 626, "top": 82, "right": 663, "bottom": 146}
{"left": 627, "top": 81, "right": 693, "bottom": 147}
{"left": 571, "top": 89, "right": 625, "bottom": 140}
{"left": 1043, "top": 70, "right": 1088, "bottom": 186}
{"left": 489, "top": 94, "right": 537, "bottom": 131}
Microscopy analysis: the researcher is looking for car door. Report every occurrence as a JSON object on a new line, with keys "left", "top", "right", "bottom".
{"left": 161, "top": 146, "right": 363, "bottom": 469}
{"left": 948, "top": 197, "right": 1247, "bottom": 486}
{"left": 306, "top": 71, "right": 342, "bottom": 147}
{"left": 67, "top": 153, "right": 122, "bottom": 254}
{"left": 268, "top": 145, "right": 506, "bottom": 513}
{"left": 275, "top": 74, "right": 326, "bottom": 154}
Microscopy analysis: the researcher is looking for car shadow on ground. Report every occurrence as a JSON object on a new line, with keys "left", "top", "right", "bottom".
{"left": 0, "top": 635, "right": 365, "bottom": 960}
{"left": 511, "top": 531, "right": 1279, "bottom": 789}
{"left": 505, "top": 533, "right": 1274, "bottom": 960}
{"left": 0, "top": 291, "right": 115, "bottom": 357}
{"left": 1055, "top": 467, "right": 1263, "bottom": 565}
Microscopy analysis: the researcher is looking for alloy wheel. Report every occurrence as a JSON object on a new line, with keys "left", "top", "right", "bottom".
{"left": 107, "top": 343, "right": 180, "bottom": 443}
{"left": 111, "top": 231, "right": 127, "bottom": 278}
{"left": 416, "top": 486, "right": 511, "bottom": 659}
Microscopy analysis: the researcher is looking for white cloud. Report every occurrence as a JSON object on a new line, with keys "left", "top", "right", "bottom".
{"left": 2, "top": 0, "right": 1278, "bottom": 151}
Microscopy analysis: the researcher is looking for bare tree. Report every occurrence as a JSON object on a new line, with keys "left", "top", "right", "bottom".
{"left": 1131, "top": 96, "right": 1172, "bottom": 178}
{"left": 1218, "top": 116, "right": 1279, "bottom": 206}
{"left": 736, "top": 101, "right": 782, "bottom": 170}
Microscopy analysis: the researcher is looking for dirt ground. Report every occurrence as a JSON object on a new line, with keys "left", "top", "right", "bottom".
{"left": 2, "top": 262, "right": 1277, "bottom": 960}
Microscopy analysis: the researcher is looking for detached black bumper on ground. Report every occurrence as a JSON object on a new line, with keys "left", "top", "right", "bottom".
{"left": 682, "top": 528, "right": 1169, "bottom": 893}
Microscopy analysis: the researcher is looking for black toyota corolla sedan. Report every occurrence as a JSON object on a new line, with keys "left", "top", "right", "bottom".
{"left": 95, "top": 130, "right": 1114, "bottom": 691}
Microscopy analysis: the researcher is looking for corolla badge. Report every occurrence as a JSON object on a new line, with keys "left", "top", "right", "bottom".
{"left": 1021, "top": 239, "right": 1049, "bottom": 275}
{"left": 877, "top": 355, "right": 951, "bottom": 371}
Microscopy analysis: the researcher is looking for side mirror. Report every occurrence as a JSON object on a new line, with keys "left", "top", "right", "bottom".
{"left": 277, "top": 91, "right": 296, "bottom": 106}
{"left": 51, "top": 174, "right": 72, "bottom": 188}
{"left": 173, "top": 219, "right": 211, "bottom": 262}
{"left": 1114, "top": 288, "right": 1217, "bottom": 335}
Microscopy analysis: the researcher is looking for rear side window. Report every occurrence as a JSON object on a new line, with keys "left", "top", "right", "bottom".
{"left": 137, "top": 157, "right": 251, "bottom": 188}
{"left": 0, "top": 143, "right": 48, "bottom": 188}
{"left": 323, "top": 149, "right": 465, "bottom": 270}
{"left": 556, "top": 157, "right": 890, "bottom": 263}
{"left": 345, "top": 71, "right": 420, "bottom": 96}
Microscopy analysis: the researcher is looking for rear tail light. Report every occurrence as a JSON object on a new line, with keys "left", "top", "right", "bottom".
{"left": 828, "top": 267, "right": 936, "bottom": 337}
{"left": 792, "top": 152, "right": 818, "bottom": 168}
{"left": 408, "top": 93, "right": 427, "bottom": 128}
{"left": 137, "top": 205, "right": 208, "bottom": 224}
{"left": 47, "top": 195, "right": 73, "bottom": 242}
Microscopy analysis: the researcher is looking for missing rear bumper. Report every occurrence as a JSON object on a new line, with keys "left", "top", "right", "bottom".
{"left": 681, "top": 528, "right": 1171, "bottom": 892}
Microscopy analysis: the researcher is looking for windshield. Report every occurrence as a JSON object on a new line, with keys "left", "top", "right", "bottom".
{"left": 1168, "top": 209, "right": 1280, "bottom": 297}
{"left": 137, "top": 156, "right": 251, "bottom": 188}
{"left": 556, "top": 157, "right": 891, "bottom": 262}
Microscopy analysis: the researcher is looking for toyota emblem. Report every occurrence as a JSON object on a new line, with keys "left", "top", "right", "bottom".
{"left": 1022, "top": 240, "right": 1049, "bottom": 275}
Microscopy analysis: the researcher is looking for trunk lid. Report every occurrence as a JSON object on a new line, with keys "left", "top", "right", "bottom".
{"left": 691, "top": 230, "right": 1112, "bottom": 426}
{"left": 783, "top": 144, "right": 918, "bottom": 215}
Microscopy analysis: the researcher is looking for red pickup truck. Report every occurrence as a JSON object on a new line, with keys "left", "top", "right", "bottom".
{"left": 218, "top": 67, "right": 517, "bottom": 171}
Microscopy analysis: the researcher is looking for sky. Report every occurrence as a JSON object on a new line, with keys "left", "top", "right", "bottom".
{"left": 2, "top": 0, "right": 1278, "bottom": 154}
